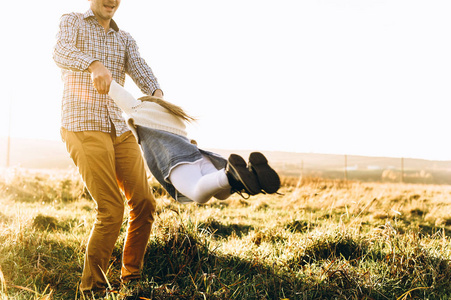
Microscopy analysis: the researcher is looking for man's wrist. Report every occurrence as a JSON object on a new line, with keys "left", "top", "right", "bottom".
{"left": 87, "top": 60, "right": 101, "bottom": 73}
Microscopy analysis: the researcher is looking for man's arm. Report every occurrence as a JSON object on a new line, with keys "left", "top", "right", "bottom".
{"left": 124, "top": 32, "right": 163, "bottom": 96}
{"left": 54, "top": 13, "right": 113, "bottom": 94}
{"left": 53, "top": 13, "right": 97, "bottom": 72}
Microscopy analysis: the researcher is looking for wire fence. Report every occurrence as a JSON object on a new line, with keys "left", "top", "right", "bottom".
{"left": 275, "top": 154, "right": 451, "bottom": 185}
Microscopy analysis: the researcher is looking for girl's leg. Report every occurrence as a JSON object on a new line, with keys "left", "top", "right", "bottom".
{"left": 212, "top": 187, "right": 232, "bottom": 200}
{"left": 198, "top": 156, "right": 232, "bottom": 200}
{"left": 169, "top": 156, "right": 231, "bottom": 203}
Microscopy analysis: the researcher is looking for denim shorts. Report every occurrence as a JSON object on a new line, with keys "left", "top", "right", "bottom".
{"left": 136, "top": 126, "right": 227, "bottom": 203}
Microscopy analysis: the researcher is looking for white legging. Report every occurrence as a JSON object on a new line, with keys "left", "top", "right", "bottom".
{"left": 168, "top": 155, "right": 232, "bottom": 204}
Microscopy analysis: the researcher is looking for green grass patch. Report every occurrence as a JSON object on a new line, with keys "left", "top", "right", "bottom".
{"left": 1, "top": 170, "right": 451, "bottom": 299}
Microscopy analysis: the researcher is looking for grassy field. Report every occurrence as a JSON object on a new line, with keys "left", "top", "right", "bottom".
{"left": 1, "top": 168, "right": 451, "bottom": 299}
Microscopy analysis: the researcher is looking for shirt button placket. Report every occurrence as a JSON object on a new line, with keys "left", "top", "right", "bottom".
{"left": 99, "top": 29, "right": 110, "bottom": 133}
{"left": 104, "top": 31, "right": 113, "bottom": 134}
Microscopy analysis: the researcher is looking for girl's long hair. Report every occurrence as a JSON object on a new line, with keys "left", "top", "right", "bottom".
{"left": 138, "top": 95, "right": 197, "bottom": 122}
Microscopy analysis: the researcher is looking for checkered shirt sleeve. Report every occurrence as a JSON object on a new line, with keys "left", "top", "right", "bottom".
{"left": 53, "top": 10, "right": 161, "bottom": 136}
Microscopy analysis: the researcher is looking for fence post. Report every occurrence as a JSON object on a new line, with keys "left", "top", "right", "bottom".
{"left": 6, "top": 101, "right": 11, "bottom": 168}
{"left": 300, "top": 160, "right": 304, "bottom": 179}
{"left": 401, "top": 157, "right": 404, "bottom": 183}
{"left": 344, "top": 154, "right": 348, "bottom": 182}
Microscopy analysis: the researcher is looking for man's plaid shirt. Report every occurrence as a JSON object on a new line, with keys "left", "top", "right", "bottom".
{"left": 53, "top": 9, "right": 161, "bottom": 136}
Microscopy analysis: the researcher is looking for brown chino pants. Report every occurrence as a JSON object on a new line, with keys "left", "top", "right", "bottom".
{"left": 61, "top": 128, "right": 156, "bottom": 292}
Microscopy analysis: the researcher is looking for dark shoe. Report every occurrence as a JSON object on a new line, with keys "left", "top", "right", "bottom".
{"left": 226, "top": 154, "right": 261, "bottom": 195}
{"left": 248, "top": 152, "right": 280, "bottom": 194}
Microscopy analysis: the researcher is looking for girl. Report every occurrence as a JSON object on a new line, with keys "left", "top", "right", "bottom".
{"left": 108, "top": 81, "right": 280, "bottom": 204}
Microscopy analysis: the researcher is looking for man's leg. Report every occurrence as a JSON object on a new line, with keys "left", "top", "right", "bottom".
{"left": 62, "top": 129, "right": 125, "bottom": 292}
{"left": 113, "top": 131, "right": 156, "bottom": 281}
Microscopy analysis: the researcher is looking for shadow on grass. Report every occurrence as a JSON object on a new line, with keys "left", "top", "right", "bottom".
{"left": 5, "top": 218, "right": 451, "bottom": 300}
{"left": 198, "top": 218, "right": 254, "bottom": 238}
{"left": 136, "top": 223, "right": 299, "bottom": 300}
{"left": 392, "top": 216, "right": 451, "bottom": 236}
{"left": 120, "top": 222, "right": 451, "bottom": 300}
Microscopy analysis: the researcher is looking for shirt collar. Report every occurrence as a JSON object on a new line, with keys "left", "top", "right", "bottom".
{"left": 83, "top": 9, "right": 119, "bottom": 32}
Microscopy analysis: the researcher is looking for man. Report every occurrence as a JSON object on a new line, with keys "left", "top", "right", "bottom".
{"left": 53, "top": 0, "right": 161, "bottom": 295}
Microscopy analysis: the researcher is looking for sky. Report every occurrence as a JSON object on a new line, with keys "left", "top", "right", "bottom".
{"left": 1, "top": 0, "right": 450, "bottom": 161}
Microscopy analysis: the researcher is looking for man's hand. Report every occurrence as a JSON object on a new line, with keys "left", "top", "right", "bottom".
{"left": 152, "top": 89, "right": 164, "bottom": 98}
{"left": 88, "top": 61, "right": 112, "bottom": 94}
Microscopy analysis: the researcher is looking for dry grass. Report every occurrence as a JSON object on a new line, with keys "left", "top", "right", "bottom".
{"left": 1, "top": 168, "right": 451, "bottom": 299}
